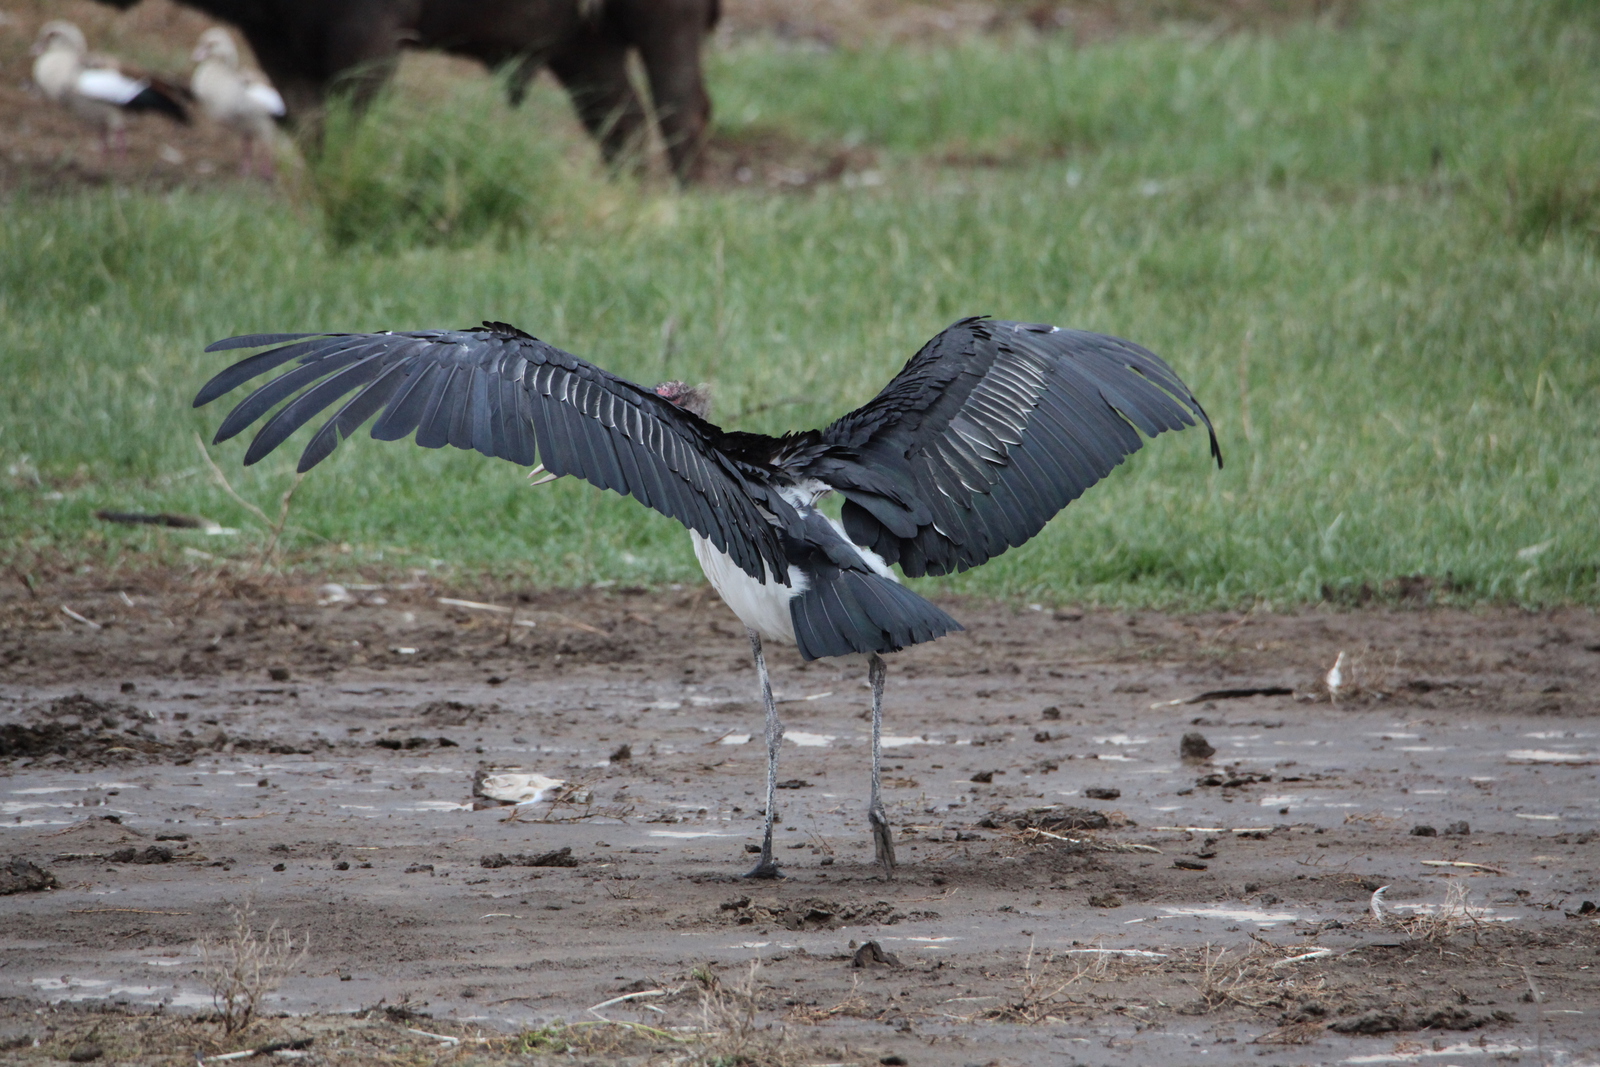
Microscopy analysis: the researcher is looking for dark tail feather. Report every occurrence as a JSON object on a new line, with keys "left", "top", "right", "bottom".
{"left": 789, "top": 568, "right": 961, "bottom": 661}
{"left": 128, "top": 80, "right": 190, "bottom": 123}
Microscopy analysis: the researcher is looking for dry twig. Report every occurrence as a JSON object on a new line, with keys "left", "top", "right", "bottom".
{"left": 193, "top": 433, "right": 305, "bottom": 572}
{"left": 695, "top": 960, "right": 797, "bottom": 1065}
{"left": 198, "top": 897, "right": 310, "bottom": 1034}
{"left": 979, "top": 939, "right": 1111, "bottom": 1023}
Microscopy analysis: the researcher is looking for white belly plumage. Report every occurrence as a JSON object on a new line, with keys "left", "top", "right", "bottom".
{"left": 689, "top": 512, "right": 901, "bottom": 649}
{"left": 690, "top": 532, "right": 804, "bottom": 645}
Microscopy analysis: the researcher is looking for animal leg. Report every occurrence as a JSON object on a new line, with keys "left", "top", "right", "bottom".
{"left": 867, "top": 651, "right": 896, "bottom": 876}
{"left": 505, "top": 55, "right": 541, "bottom": 108}
{"left": 548, "top": 36, "right": 648, "bottom": 173}
{"left": 630, "top": 0, "right": 715, "bottom": 182}
{"left": 744, "top": 628, "right": 784, "bottom": 879}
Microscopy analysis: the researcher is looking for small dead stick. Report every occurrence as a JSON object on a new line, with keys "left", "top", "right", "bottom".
{"left": 585, "top": 988, "right": 670, "bottom": 1019}
{"left": 252, "top": 471, "right": 306, "bottom": 574}
{"left": 8, "top": 563, "right": 37, "bottom": 597}
{"left": 1237, "top": 325, "right": 1255, "bottom": 445}
{"left": 201, "top": 1037, "right": 313, "bottom": 1062}
{"left": 1017, "top": 826, "right": 1162, "bottom": 853}
{"left": 658, "top": 314, "right": 678, "bottom": 368}
{"left": 1522, "top": 965, "right": 1548, "bottom": 1067}
{"left": 551, "top": 613, "right": 606, "bottom": 635}
{"left": 69, "top": 908, "right": 190, "bottom": 915}
{"left": 195, "top": 432, "right": 272, "bottom": 528}
{"left": 193, "top": 433, "right": 304, "bottom": 572}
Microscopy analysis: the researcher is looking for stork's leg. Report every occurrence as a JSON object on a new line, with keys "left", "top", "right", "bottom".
{"left": 744, "top": 628, "right": 784, "bottom": 879}
{"left": 867, "top": 651, "right": 896, "bottom": 877}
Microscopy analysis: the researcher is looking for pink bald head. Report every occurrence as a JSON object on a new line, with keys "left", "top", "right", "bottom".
{"left": 654, "top": 381, "right": 712, "bottom": 419}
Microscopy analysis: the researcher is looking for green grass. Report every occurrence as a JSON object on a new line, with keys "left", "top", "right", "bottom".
{"left": 309, "top": 75, "right": 571, "bottom": 251}
{"left": 2, "top": 0, "right": 1598, "bottom": 607}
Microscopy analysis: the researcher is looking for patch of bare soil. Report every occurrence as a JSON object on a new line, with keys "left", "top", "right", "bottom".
{"left": 1, "top": 568, "right": 1598, "bottom": 1065}
{"left": 699, "top": 126, "right": 881, "bottom": 191}
{"left": 720, "top": 0, "right": 1363, "bottom": 47}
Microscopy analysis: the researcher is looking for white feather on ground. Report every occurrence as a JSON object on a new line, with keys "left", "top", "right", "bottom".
{"left": 477, "top": 774, "right": 566, "bottom": 806}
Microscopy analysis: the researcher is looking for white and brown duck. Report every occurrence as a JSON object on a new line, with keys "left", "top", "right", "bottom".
{"left": 30, "top": 20, "right": 188, "bottom": 156}
{"left": 190, "top": 28, "right": 286, "bottom": 177}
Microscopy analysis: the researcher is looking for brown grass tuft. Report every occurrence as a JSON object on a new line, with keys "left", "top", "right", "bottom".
{"left": 198, "top": 897, "right": 310, "bottom": 1035}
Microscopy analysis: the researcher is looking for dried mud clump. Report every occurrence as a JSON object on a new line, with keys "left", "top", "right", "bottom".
{"left": 716, "top": 896, "right": 918, "bottom": 930}
{"left": 1, "top": 693, "right": 328, "bottom": 765}
{"left": 414, "top": 700, "right": 493, "bottom": 726}
{"left": 851, "top": 940, "right": 903, "bottom": 968}
{"left": 479, "top": 848, "right": 578, "bottom": 868}
{"left": 1, "top": 694, "right": 159, "bottom": 763}
{"left": 980, "top": 806, "right": 1112, "bottom": 832}
{"left": 107, "top": 846, "right": 174, "bottom": 865}
{"left": 1329, "top": 1004, "right": 1514, "bottom": 1034}
{"left": 0, "top": 857, "right": 59, "bottom": 895}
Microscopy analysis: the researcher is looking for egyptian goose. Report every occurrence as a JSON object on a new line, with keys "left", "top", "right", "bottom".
{"left": 190, "top": 28, "right": 286, "bottom": 177}
{"left": 30, "top": 21, "right": 187, "bottom": 156}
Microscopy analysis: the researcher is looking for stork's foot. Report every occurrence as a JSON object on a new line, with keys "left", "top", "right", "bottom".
{"left": 743, "top": 830, "right": 783, "bottom": 879}
{"left": 869, "top": 806, "right": 897, "bottom": 877}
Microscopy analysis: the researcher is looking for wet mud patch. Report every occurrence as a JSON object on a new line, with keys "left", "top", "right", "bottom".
{"left": 2, "top": 573, "right": 1599, "bottom": 1065}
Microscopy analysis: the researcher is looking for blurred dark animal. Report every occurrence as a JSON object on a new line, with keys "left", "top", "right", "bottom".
{"left": 418, "top": 0, "right": 719, "bottom": 181}
{"left": 90, "top": 0, "right": 719, "bottom": 180}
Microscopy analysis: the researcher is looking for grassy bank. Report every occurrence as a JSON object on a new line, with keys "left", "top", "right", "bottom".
{"left": 2, "top": 0, "right": 1598, "bottom": 607}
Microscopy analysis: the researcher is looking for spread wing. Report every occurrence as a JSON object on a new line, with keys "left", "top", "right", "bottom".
{"left": 807, "top": 317, "right": 1221, "bottom": 577}
{"left": 78, "top": 66, "right": 189, "bottom": 120}
{"left": 193, "top": 324, "right": 787, "bottom": 581}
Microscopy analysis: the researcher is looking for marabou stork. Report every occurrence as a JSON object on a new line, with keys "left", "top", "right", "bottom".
{"left": 194, "top": 316, "right": 1220, "bottom": 878}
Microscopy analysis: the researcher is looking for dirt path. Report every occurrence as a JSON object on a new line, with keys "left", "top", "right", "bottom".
{"left": 2, "top": 576, "right": 1598, "bottom": 1065}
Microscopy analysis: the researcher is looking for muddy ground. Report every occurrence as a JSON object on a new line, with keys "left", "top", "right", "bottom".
{"left": 1, "top": 572, "right": 1597, "bottom": 1065}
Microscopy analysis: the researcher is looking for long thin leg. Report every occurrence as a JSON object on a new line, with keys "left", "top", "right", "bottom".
{"left": 744, "top": 629, "right": 784, "bottom": 879}
{"left": 867, "top": 652, "right": 896, "bottom": 877}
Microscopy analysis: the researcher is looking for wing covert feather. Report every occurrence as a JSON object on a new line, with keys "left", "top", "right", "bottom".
{"left": 195, "top": 327, "right": 785, "bottom": 581}
{"left": 812, "top": 318, "right": 1220, "bottom": 577}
